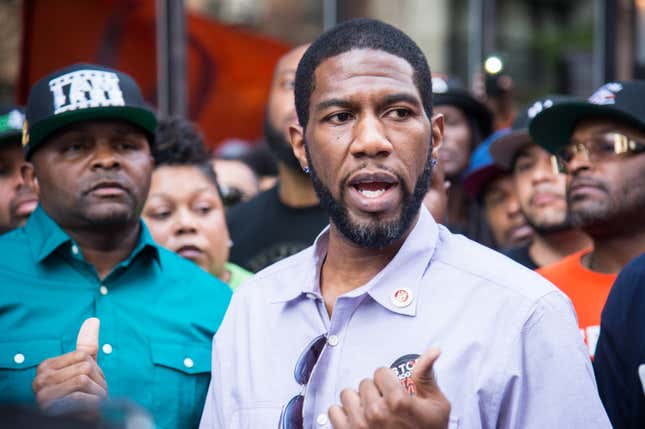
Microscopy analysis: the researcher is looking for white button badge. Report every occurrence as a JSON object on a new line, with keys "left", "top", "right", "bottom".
{"left": 390, "top": 288, "right": 413, "bottom": 307}
{"left": 14, "top": 353, "right": 25, "bottom": 364}
{"left": 316, "top": 413, "right": 329, "bottom": 426}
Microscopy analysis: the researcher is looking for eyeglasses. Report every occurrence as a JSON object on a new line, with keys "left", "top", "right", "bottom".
{"left": 552, "top": 132, "right": 645, "bottom": 174}
{"left": 278, "top": 334, "right": 327, "bottom": 429}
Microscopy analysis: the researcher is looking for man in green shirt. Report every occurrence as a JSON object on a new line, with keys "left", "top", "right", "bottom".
{"left": 0, "top": 105, "right": 38, "bottom": 234}
{"left": 0, "top": 64, "right": 232, "bottom": 429}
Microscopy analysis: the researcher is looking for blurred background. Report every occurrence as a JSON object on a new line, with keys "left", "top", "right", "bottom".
{"left": 0, "top": 0, "right": 643, "bottom": 151}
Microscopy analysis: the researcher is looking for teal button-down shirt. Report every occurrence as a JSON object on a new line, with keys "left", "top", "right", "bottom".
{"left": 0, "top": 206, "right": 232, "bottom": 429}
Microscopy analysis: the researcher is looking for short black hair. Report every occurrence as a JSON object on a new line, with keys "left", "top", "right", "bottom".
{"left": 153, "top": 116, "right": 219, "bottom": 190}
{"left": 294, "top": 18, "right": 433, "bottom": 129}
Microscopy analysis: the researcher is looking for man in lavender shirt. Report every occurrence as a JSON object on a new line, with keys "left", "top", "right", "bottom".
{"left": 200, "top": 19, "right": 611, "bottom": 429}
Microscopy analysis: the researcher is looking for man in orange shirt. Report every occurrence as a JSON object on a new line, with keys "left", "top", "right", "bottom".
{"left": 529, "top": 80, "right": 645, "bottom": 358}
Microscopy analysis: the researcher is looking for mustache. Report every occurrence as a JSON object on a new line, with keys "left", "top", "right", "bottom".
{"left": 568, "top": 176, "right": 609, "bottom": 193}
{"left": 528, "top": 185, "right": 564, "bottom": 202}
{"left": 81, "top": 174, "right": 132, "bottom": 195}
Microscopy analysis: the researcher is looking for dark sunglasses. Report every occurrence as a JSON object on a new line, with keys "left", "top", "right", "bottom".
{"left": 278, "top": 334, "right": 327, "bottom": 429}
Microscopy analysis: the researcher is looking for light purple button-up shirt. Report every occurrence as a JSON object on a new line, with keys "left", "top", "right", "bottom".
{"left": 200, "top": 207, "right": 610, "bottom": 428}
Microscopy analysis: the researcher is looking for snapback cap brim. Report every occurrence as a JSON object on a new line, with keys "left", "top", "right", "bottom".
{"left": 26, "top": 105, "right": 156, "bottom": 157}
{"left": 0, "top": 130, "right": 22, "bottom": 147}
{"left": 489, "top": 130, "right": 532, "bottom": 170}
{"left": 528, "top": 102, "right": 645, "bottom": 154}
{"left": 462, "top": 164, "right": 507, "bottom": 200}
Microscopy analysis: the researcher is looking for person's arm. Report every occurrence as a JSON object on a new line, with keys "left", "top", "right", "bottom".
{"left": 494, "top": 291, "right": 611, "bottom": 428}
{"left": 199, "top": 294, "right": 241, "bottom": 428}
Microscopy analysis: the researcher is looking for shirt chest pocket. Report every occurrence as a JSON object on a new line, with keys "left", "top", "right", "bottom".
{"left": 0, "top": 340, "right": 63, "bottom": 404}
{"left": 149, "top": 341, "right": 212, "bottom": 429}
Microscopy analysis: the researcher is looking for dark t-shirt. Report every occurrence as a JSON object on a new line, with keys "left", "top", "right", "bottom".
{"left": 593, "top": 252, "right": 645, "bottom": 429}
{"left": 227, "top": 185, "right": 329, "bottom": 272}
{"left": 503, "top": 245, "right": 538, "bottom": 270}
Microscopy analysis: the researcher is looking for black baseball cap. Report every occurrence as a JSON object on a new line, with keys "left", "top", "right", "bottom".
{"left": 529, "top": 80, "right": 645, "bottom": 154}
{"left": 23, "top": 63, "right": 157, "bottom": 158}
{"left": 490, "top": 95, "right": 579, "bottom": 169}
{"left": 432, "top": 74, "right": 493, "bottom": 140}
{"left": 0, "top": 106, "right": 24, "bottom": 147}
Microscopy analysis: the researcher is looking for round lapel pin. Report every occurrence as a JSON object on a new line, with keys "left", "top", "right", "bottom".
{"left": 391, "top": 288, "right": 413, "bottom": 307}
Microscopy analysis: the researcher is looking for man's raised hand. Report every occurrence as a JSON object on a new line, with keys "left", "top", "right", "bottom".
{"left": 328, "top": 347, "right": 451, "bottom": 429}
{"left": 33, "top": 318, "right": 108, "bottom": 413}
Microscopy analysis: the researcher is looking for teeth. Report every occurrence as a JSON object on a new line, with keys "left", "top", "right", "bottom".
{"left": 359, "top": 188, "right": 386, "bottom": 198}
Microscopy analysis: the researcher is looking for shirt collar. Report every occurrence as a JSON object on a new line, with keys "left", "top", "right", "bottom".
{"left": 26, "top": 205, "right": 160, "bottom": 266}
{"left": 269, "top": 207, "right": 439, "bottom": 317}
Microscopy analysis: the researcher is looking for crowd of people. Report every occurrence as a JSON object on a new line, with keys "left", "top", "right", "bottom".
{"left": 0, "top": 17, "right": 643, "bottom": 429}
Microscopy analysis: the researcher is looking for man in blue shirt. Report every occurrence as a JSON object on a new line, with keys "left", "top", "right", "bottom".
{"left": 0, "top": 64, "right": 231, "bottom": 429}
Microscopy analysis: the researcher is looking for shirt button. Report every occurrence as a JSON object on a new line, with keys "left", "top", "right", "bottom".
{"left": 14, "top": 353, "right": 25, "bottom": 364}
{"left": 102, "top": 344, "right": 113, "bottom": 355}
{"left": 183, "top": 357, "right": 194, "bottom": 369}
{"left": 316, "top": 413, "right": 328, "bottom": 426}
{"left": 327, "top": 335, "right": 339, "bottom": 346}
{"left": 71, "top": 244, "right": 79, "bottom": 255}
{"left": 99, "top": 285, "right": 108, "bottom": 295}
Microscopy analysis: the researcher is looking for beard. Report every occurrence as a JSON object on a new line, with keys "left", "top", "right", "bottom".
{"left": 523, "top": 210, "right": 573, "bottom": 235}
{"left": 568, "top": 172, "right": 645, "bottom": 238}
{"left": 263, "top": 115, "right": 305, "bottom": 173}
{"left": 305, "top": 141, "right": 434, "bottom": 249}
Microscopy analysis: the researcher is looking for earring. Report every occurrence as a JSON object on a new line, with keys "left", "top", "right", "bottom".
{"left": 227, "top": 240, "right": 234, "bottom": 248}
{"left": 303, "top": 166, "right": 310, "bottom": 174}
{"left": 431, "top": 159, "right": 437, "bottom": 168}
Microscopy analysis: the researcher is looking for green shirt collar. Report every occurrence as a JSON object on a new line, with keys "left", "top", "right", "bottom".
{"left": 25, "top": 205, "right": 160, "bottom": 266}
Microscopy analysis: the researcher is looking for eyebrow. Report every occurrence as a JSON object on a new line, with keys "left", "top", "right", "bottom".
{"left": 314, "top": 98, "right": 354, "bottom": 113}
{"left": 379, "top": 93, "right": 422, "bottom": 109}
{"left": 314, "top": 93, "right": 422, "bottom": 114}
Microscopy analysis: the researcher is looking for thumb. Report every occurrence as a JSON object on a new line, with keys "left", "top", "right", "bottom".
{"left": 76, "top": 317, "right": 100, "bottom": 358}
{"left": 411, "top": 347, "right": 441, "bottom": 398}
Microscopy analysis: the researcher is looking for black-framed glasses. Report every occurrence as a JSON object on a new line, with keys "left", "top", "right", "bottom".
{"left": 278, "top": 334, "right": 327, "bottom": 429}
{"left": 552, "top": 132, "right": 645, "bottom": 174}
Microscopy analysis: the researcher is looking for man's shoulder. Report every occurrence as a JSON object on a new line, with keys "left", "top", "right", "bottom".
{"left": 0, "top": 227, "right": 34, "bottom": 270}
{"left": 434, "top": 227, "right": 560, "bottom": 303}
{"left": 233, "top": 245, "right": 313, "bottom": 298}
{"left": 604, "top": 252, "right": 645, "bottom": 318}
{"left": 156, "top": 247, "right": 231, "bottom": 295}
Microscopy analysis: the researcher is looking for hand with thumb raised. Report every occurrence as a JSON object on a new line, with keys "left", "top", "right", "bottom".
{"left": 329, "top": 347, "right": 451, "bottom": 429}
{"left": 76, "top": 317, "right": 100, "bottom": 358}
{"left": 33, "top": 318, "right": 108, "bottom": 412}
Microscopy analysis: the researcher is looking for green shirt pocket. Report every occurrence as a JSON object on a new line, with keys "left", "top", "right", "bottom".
{"left": 0, "top": 339, "right": 63, "bottom": 403}
{"left": 149, "top": 341, "right": 212, "bottom": 429}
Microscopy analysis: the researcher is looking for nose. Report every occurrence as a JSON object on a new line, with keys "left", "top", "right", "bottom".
{"left": 350, "top": 114, "right": 393, "bottom": 159}
{"left": 506, "top": 194, "right": 522, "bottom": 219}
{"left": 173, "top": 207, "right": 197, "bottom": 236}
{"left": 565, "top": 146, "right": 592, "bottom": 175}
{"left": 531, "top": 157, "right": 554, "bottom": 184}
{"left": 91, "top": 141, "right": 120, "bottom": 170}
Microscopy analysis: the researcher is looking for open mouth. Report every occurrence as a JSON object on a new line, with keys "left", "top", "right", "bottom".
{"left": 346, "top": 171, "right": 401, "bottom": 213}
{"left": 351, "top": 181, "right": 397, "bottom": 199}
